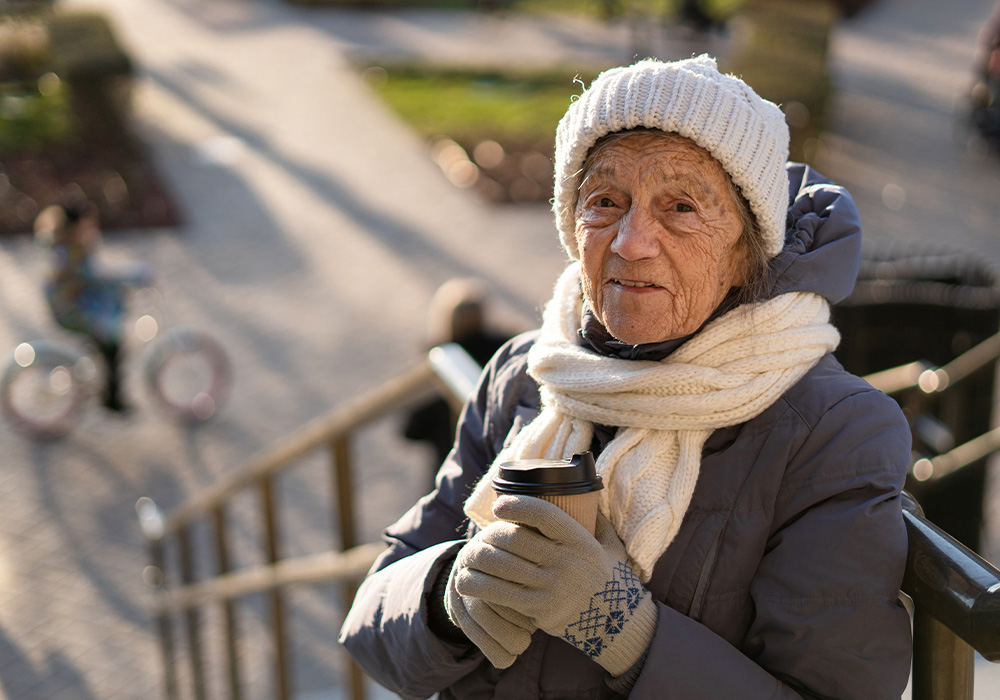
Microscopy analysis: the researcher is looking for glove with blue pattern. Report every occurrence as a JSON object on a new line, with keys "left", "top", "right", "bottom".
{"left": 453, "top": 494, "right": 658, "bottom": 677}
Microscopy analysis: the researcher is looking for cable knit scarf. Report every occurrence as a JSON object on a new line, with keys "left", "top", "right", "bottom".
{"left": 464, "top": 262, "right": 841, "bottom": 582}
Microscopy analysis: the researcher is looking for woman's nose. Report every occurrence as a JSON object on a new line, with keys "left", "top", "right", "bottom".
{"left": 610, "top": 208, "right": 660, "bottom": 261}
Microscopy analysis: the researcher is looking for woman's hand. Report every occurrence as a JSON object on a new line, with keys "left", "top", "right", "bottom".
{"left": 455, "top": 495, "right": 658, "bottom": 677}
{"left": 445, "top": 527, "right": 537, "bottom": 668}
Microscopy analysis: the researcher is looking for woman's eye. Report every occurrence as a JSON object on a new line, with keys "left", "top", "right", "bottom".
{"left": 674, "top": 202, "right": 694, "bottom": 213}
{"left": 598, "top": 197, "right": 617, "bottom": 208}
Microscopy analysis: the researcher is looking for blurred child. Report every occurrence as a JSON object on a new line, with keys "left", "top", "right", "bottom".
{"left": 33, "top": 196, "right": 154, "bottom": 412}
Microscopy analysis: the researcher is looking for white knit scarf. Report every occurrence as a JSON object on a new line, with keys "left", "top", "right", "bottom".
{"left": 464, "top": 262, "right": 841, "bottom": 582}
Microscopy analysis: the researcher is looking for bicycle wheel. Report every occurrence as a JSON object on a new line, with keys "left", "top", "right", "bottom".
{"left": 143, "top": 326, "right": 231, "bottom": 423}
{"left": 0, "top": 340, "right": 98, "bottom": 438}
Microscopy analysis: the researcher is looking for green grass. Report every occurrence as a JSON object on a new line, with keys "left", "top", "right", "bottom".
{"left": 515, "top": 0, "right": 744, "bottom": 20}
{"left": 287, "top": 0, "right": 744, "bottom": 21}
{"left": 359, "top": 0, "right": 750, "bottom": 148}
{"left": 364, "top": 65, "right": 597, "bottom": 147}
{"left": 0, "top": 74, "right": 75, "bottom": 150}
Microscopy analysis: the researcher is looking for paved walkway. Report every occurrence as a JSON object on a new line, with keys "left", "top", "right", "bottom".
{"left": 0, "top": 0, "right": 998, "bottom": 697}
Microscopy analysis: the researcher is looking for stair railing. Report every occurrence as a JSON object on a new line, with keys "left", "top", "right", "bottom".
{"left": 136, "top": 343, "right": 482, "bottom": 700}
{"left": 902, "top": 491, "right": 1000, "bottom": 700}
{"left": 864, "top": 329, "right": 1000, "bottom": 397}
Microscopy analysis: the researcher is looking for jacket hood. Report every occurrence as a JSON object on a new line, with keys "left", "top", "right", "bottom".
{"left": 768, "top": 162, "right": 862, "bottom": 305}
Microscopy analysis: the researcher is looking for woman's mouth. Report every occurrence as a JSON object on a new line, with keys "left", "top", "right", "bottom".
{"left": 612, "top": 278, "right": 661, "bottom": 289}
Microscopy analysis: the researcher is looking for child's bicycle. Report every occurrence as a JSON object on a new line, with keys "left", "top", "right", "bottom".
{"left": 0, "top": 288, "right": 232, "bottom": 438}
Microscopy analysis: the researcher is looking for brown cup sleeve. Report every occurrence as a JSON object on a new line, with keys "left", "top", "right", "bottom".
{"left": 539, "top": 492, "right": 599, "bottom": 536}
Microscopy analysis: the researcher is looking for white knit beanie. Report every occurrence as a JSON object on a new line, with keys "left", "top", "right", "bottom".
{"left": 553, "top": 55, "right": 790, "bottom": 260}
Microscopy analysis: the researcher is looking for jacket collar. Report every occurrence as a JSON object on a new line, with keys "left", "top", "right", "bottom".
{"left": 578, "top": 288, "right": 743, "bottom": 362}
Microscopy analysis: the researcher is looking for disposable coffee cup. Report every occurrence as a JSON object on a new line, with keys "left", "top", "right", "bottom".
{"left": 492, "top": 452, "right": 603, "bottom": 535}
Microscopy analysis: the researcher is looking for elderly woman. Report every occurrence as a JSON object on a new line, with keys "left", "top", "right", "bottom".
{"left": 340, "top": 56, "right": 911, "bottom": 699}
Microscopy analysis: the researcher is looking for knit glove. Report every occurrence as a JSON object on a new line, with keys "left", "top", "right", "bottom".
{"left": 454, "top": 495, "right": 658, "bottom": 677}
{"left": 444, "top": 527, "right": 537, "bottom": 668}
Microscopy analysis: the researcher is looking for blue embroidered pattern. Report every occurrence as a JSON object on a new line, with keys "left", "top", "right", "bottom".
{"left": 563, "top": 561, "right": 643, "bottom": 660}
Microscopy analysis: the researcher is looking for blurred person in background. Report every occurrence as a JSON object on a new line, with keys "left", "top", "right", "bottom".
{"left": 679, "top": 0, "right": 720, "bottom": 32}
{"left": 971, "top": 0, "right": 1000, "bottom": 145}
{"left": 979, "top": 0, "right": 1000, "bottom": 61}
{"left": 403, "top": 278, "right": 511, "bottom": 484}
{"left": 33, "top": 194, "right": 154, "bottom": 412}
{"left": 342, "top": 56, "right": 911, "bottom": 699}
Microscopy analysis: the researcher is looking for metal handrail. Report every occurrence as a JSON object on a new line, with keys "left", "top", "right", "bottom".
{"left": 863, "top": 329, "right": 1000, "bottom": 396}
{"left": 911, "top": 426, "right": 1000, "bottom": 483}
{"left": 156, "top": 359, "right": 433, "bottom": 538}
{"left": 138, "top": 342, "right": 482, "bottom": 700}
{"left": 149, "top": 543, "right": 387, "bottom": 613}
{"left": 861, "top": 330, "right": 1000, "bottom": 484}
{"left": 902, "top": 492, "right": 1000, "bottom": 700}
{"left": 863, "top": 360, "right": 933, "bottom": 395}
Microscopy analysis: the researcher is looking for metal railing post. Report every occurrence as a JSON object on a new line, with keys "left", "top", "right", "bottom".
{"left": 177, "top": 525, "right": 206, "bottom": 700}
{"left": 151, "top": 536, "right": 179, "bottom": 700}
{"left": 331, "top": 436, "right": 357, "bottom": 556}
{"left": 902, "top": 491, "right": 1000, "bottom": 699}
{"left": 212, "top": 505, "right": 241, "bottom": 700}
{"left": 912, "top": 606, "right": 975, "bottom": 700}
{"left": 261, "top": 476, "right": 290, "bottom": 700}
{"left": 136, "top": 346, "right": 484, "bottom": 700}
{"left": 137, "top": 495, "right": 178, "bottom": 700}
{"left": 332, "top": 436, "right": 366, "bottom": 700}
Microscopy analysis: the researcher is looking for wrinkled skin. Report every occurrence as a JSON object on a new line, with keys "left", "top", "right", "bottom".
{"left": 574, "top": 131, "right": 748, "bottom": 346}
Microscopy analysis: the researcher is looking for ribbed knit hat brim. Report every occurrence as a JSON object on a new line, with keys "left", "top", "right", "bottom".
{"left": 552, "top": 56, "right": 790, "bottom": 260}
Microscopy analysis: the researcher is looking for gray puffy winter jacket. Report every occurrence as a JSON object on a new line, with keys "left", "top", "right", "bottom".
{"left": 340, "top": 164, "right": 913, "bottom": 699}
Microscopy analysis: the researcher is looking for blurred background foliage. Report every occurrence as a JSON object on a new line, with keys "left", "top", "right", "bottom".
{"left": 362, "top": 65, "right": 588, "bottom": 147}
{"left": 0, "top": 8, "right": 133, "bottom": 150}
{"left": 722, "top": 0, "right": 839, "bottom": 163}
{"left": 288, "top": 0, "right": 747, "bottom": 19}
{"left": 0, "top": 14, "right": 73, "bottom": 150}
{"left": 0, "top": 2, "right": 175, "bottom": 234}
{"left": 360, "top": 0, "right": 844, "bottom": 204}
{"left": 0, "top": 0, "right": 856, "bottom": 226}
{"left": 361, "top": 63, "right": 593, "bottom": 203}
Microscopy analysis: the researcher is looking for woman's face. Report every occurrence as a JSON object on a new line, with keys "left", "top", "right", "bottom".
{"left": 574, "top": 131, "right": 747, "bottom": 346}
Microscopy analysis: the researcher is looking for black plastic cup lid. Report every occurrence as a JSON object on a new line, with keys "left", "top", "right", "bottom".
{"left": 493, "top": 451, "right": 603, "bottom": 496}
